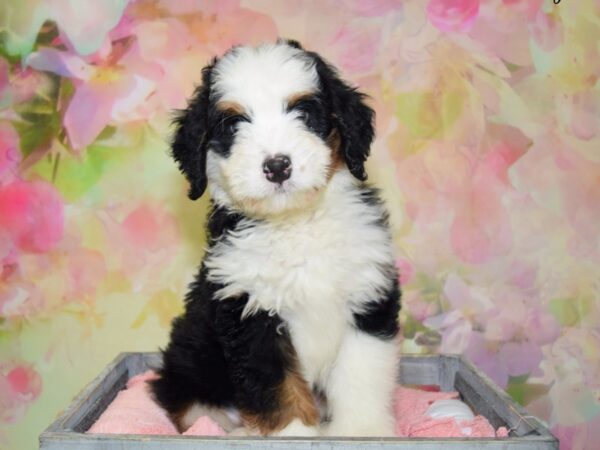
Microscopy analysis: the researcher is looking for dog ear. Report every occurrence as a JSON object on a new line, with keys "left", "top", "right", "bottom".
{"left": 279, "top": 38, "right": 304, "bottom": 50}
{"left": 171, "top": 60, "right": 216, "bottom": 200}
{"left": 309, "top": 53, "right": 375, "bottom": 181}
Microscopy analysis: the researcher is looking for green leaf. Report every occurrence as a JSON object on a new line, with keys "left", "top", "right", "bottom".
{"left": 402, "top": 314, "right": 427, "bottom": 339}
{"left": 396, "top": 90, "right": 464, "bottom": 141}
{"left": 549, "top": 296, "right": 592, "bottom": 327}
{"left": 506, "top": 380, "right": 550, "bottom": 407}
{"left": 31, "top": 143, "right": 124, "bottom": 202}
{"left": 11, "top": 76, "right": 62, "bottom": 158}
{"left": 0, "top": 32, "right": 22, "bottom": 65}
{"left": 12, "top": 111, "right": 61, "bottom": 158}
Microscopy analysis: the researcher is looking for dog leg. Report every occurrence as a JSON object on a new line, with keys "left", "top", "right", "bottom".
{"left": 173, "top": 403, "right": 241, "bottom": 433}
{"left": 240, "top": 365, "right": 320, "bottom": 436}
{"left": 272, "top": 418, "right": 320, "bottom": 437}
{"left": 216, "top": 297, "right": 320, "bottom": 436}
{"left": 323, "top": 330, "right": 399, "bottom": 437}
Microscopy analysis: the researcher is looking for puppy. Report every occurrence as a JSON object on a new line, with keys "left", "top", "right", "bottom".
{"left": 151, "top": 39, "right": 401, "bottom": 437}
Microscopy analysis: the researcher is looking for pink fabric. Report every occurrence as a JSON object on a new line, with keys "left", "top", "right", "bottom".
{"left": 88, "top": 372, "right": 509, "bottom": 438}
{"left": 394, "top": 386, "right": 509, "bottom": 438}
{"left": 394, "top": 385, "right": 460, "bottom": 436}
{"left": 87, "top": 370, "right": 225, "bottom": 436}
{"left": 183, "top": 416, "right": 227, "bottom": 436}
{"left": 87, "top": 371, "right": 177, "bottom": 435}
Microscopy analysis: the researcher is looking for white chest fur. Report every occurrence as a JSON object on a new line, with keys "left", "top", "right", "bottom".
{"left": 205, "top": 171, "right": 395, "bottom": 385}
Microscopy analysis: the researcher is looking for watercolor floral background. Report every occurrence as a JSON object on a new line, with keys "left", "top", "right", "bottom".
{"left": 0, "top": 0, "right": 598, "bottom": 449}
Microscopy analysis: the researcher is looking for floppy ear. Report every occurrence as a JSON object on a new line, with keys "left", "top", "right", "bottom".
{"left": 279, "top": 38, "right": 304, "bottom": 50}
{"left": 171, "top": 60, "right": 215, "bottom": 200}
{"left": 309, "top": 53, "right": 375, "bottom": 181}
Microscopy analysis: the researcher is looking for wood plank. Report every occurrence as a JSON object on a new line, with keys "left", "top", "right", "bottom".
{"left": 45, "top": 354, "right": 129, "bottom": 433}
{"left": 39, "top": 353, "right": 558, "bottom": 450}
{"left": 41, "top": 431, "right": 557, "bottom": 450}
{"left": 456, "top": 357, "right": 556, "bottom": 442}
{"left": 398, "top": 354, "right": 441, "bottom": 386}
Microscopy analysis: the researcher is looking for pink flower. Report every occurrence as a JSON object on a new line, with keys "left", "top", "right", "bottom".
{"left": 468, "top": 332, "right": 541, "bottom": 388}
{"left": 0, "top": 279, "right": 44, "bottom": 321}
{"left": 396, "top": 258, "right": 415, "bottom": 285}
{"left": 26, "top": 41, "right": 155, "bottom": 150}
{"left": 0, "top": 180, "right": 64, "bottom": 253}
{"left": 341, "top": 0, "right": 403, "bottom": 17}
{"left": 0, "top": 122, "right": 21, "bottom": 184}
{"left": 0, "top": 58, "right": 46, "bottom": 109}
{"left": 330, "top": 24, "right": 382, "bottom": 74}
{"left": 67, "top": 249, "right": 107, "bottom": 299}
{"left": 524, "top": 309, "right": 560, "bottom": 346}
{"left": 567, "top": 92, "right": 598, "bottom": 141}
{"left": 450, "top": 160, "right": 513, "bottom": 264}
{"left": 424, "top": 309, "right": 473, "bottom": 354}
{"left": 530, "top": 10, "right": 564, "bottom": 52}
{"left": 502, "top": 0, "right": 544, "bottom": 21}
{"left": 498, "top": 340, "right": 544, "bottom": 378}
{"left": 159, "top": 0, "right": 241, "bottom": 15}
{"left": 122, "top": 204, "right": 178, "bottom": 253}
{"left": 465, "top": 333, "right": 511, "bottom": 387}
{"left": 0, "top": 362, "right": 42, "bottom": 423}
{"left": 94, "top": 202, "right": 180, "bottom": 288}
{"left": 426, "top": 0, "right": 480, "bottom": 33}
{"left": 405, "top": 292, "right": 438, "bottom": 322}
{"left": 552, "top": 419, "right": 600, "bottom": 450}
{"left": 3, "top": 0, "right": 128, "bottom": 57}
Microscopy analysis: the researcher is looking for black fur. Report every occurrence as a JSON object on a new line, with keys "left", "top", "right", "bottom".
{"left": 171, "top": 41, "right": 375, "bottom": 202}
{"left": 154, "top": 41, "right": 400, "bottom": 432}
{"left": 359, "top": 186, "right": 391, "bottom": 229}
{"left": 206, "top": 205, "right": 246, "bottom": 242}
{"left": 353, "top": 274, "right": 401, "bottom": 340}
{"left": 286, "top": 94, "right": 333, "bottom": 141}
{"left": 151, "top": 205, "right": 295, "bottom": 423}
{"left": 171, "top": 60, "right": 215, "bottom": 200}
{"left": 214, "top": 294, "right": 292, "bottom": 417}
{"left": 307, "top": 51, "right": 375, "bottom": 181}
{"left": 351, "top": 186, "right": 400, "bottom": 339}
{"left": 206, "top": 107, "right": 250, "bottom": 158}
{"left": 279, "top": 38, "right": 303, "bottom": 49}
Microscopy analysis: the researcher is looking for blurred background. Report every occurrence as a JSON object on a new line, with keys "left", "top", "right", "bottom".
{"left": 0, "top": 1, "right": 599, "bottom": 449}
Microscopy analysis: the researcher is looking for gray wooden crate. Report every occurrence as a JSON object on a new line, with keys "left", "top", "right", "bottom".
{"left": 39, "top": 353, "right": 558, "bottom": 449}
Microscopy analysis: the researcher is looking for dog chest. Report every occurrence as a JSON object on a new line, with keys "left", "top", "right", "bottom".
{"left": 204, "top": 191, "right": 394, "bottom": 315}
{"left": 204, "top": 191, "right": 394, "bottom": 385}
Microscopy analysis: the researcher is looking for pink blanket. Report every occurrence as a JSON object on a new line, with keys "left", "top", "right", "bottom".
{"left": 88, "top": 371, "right": 508, "bottom": 438}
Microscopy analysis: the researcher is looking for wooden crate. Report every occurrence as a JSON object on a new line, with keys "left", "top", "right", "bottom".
{"left": 39, "top": 353, "right": 558, "bottom": 449}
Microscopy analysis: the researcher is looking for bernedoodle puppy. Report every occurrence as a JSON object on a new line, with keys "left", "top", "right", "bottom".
{"left": 151, "top": 39, "right": 401, "bottom": 437}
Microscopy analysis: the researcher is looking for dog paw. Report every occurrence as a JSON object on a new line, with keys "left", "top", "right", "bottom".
{"left": 229, "top": 426, "right": 258, "bottom": 436}
{"left": 273, "top": 419, "right": 320, "bottom": 437}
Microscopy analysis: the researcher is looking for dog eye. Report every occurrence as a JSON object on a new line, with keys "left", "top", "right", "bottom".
{"left": 222, "top": 114, "right": 247, "bottom": 133}
{"left": 296, "top": 109, "right": 309, "bottom": 121}
{"left": 288, "top": 99, "right": 316, "bottom": 121}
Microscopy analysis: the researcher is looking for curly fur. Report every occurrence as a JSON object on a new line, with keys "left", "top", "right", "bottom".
{"left": 152, "top": 39, "right": 401, "bottom": 437}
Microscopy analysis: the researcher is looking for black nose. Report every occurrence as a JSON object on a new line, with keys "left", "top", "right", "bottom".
{"left": 263, "top": 155, "right": 292, "bottom": 184}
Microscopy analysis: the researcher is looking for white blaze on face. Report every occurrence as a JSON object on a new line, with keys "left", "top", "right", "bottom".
{"left": 206, "top": 44, "right": 334, "bottom": 217}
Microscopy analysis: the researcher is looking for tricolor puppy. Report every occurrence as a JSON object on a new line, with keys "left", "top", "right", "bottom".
{"left": 151, "top": 40, "right": 401, "bottom": 437}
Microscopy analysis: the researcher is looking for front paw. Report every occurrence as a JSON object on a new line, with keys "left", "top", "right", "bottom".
{"left": 229, "top": 426, "right": 260, "bottom": 436}
{"left": 273, "top": 418, "right": 320, "bottom": 437}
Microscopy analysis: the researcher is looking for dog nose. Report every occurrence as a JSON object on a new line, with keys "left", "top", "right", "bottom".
{"left": 263, "top": 155, "right": 292, "bottom": 183}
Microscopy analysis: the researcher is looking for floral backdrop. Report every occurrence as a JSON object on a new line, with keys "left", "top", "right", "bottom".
{"left": 0, "top": 0, "right": 599, "bottom": 449}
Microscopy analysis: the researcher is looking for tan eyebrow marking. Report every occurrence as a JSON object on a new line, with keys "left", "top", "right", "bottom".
{"left": 216, "top": 101, "right": 246, "bottom": 116}
{"left": 286, "top": 91, "right": 315, "bottom": 109}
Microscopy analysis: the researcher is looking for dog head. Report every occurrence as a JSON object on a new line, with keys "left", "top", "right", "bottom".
{"left": 171, "top": 40, "right": 374, "bottom": 217}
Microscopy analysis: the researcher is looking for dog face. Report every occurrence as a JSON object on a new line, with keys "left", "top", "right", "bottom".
{"left": 171, "top": 40, "right": 374, "bottom": 217}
